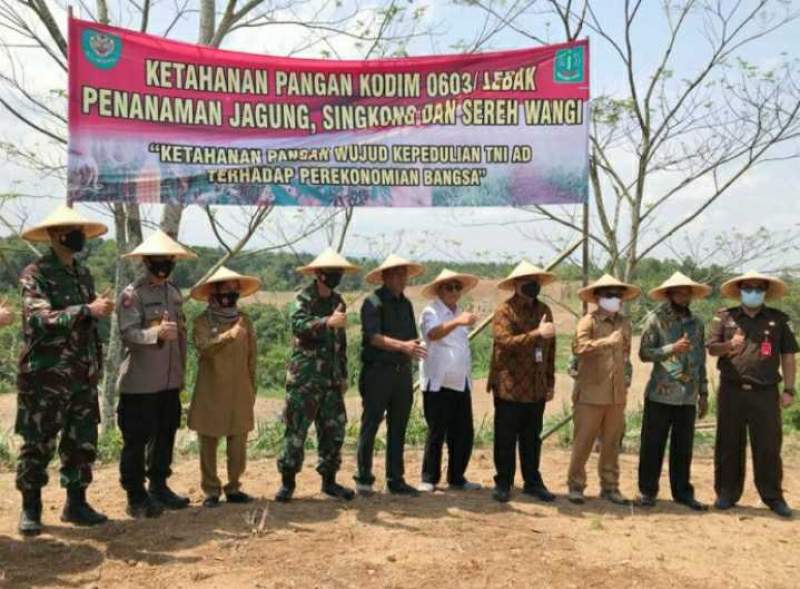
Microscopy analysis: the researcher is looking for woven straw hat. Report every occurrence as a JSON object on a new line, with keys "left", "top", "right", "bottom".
{"left": 123, "top": 230, "right": 197, "bottom": 260}
{"left": 648, "top": 272, "right": 712, "bottom": 301}
{"left": 578, "top": 274, "right": 641, "bottom": 303}
{"left": 365, "top": 254, "right": 424, "bottom": 285}
{"left": 421, "top": 269, "right": 479, "bottom": 299}
{"left": 720, "top": 271, "right": 787, "bottom": 301}
{"left": 190, "top": 266, "right": 261, "bottom": 301}
{"left": 497, "top": 260, "right": 556, "bottom": 291}
{"left": 296, "top": 248, "right": 360, "bottom": 275}
{"left": 22, "top": 204, "right": 108, "bottom": 242}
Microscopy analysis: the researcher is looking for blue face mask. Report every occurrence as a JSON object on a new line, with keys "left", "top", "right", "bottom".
{"left": 741, "top": 289, "right": 766, "bottom": 308}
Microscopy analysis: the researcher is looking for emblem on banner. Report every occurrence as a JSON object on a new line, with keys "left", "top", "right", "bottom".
{"left": 554, "top": 47, "right": 584, "bottom": 83}
{"left": 81, "top": 29, "right": 122, "bottom": 70}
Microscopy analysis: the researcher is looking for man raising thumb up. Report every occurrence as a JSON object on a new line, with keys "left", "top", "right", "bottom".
{"left": 537, "top": 315, "right": 556, "bottom": 339}
{"left": 327, "top": 302, "right": 347, "bottom": 330}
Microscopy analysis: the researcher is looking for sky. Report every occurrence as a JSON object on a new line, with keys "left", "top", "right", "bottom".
{"left": 0, "top": 0, "right": 798, "bottom": 269}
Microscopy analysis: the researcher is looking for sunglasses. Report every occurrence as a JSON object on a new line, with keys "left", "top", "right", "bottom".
{"left": 442, "top": 282, "right": 463, "bottom": 293}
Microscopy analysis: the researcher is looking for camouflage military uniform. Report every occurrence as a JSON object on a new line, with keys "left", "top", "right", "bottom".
{"left": 15, "top": 250, "right": 103, "bottom": 492}
{"left": 277, "top": 283, "right": 348, "bottom": 477}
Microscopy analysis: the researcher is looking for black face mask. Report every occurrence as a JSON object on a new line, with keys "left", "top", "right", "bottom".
{"left": 670, "top": 301, "right": 690, "bottom": 316}
{"left": 59, "top": 229, "right": 86, "bottom": 253}
{"left": 145, "top": 258, "right": 176, "bottom": 279}
{"left": 320, "top": 270, "right": 344, "bottom": 290}
{"left": 214, "top": 292, "right": 240, "bottom": 308}
{"left": 521, "top": 281, "right": 541, "bottom": 300}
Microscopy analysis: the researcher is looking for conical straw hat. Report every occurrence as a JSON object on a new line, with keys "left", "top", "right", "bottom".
{"left": 578, "top": 274, "right": 641, "bottom": 303}
{"left": 123, "top": 230, "right": 197, "bottom": 260}
{"left": 720, "top": 271, "right": 787, "bottom": 301}
{"left": 497, "top": 260, "right": 556, "bottom": 291}
{"left": 190, "top": 266, "right": 262, "bottom": 301}
{"left": 22, "top": 204, "right": 108, "bottom": 242}
{"left": 365, "top": 254, "right": 425, "bottom": 285}
{"left": 296, "top": 248, "right": 360, "bottom": 274}
{"left": 648, "top": 272, "right": 712, "bottom": 301}
{"left": 421, "top": 269, "right": 480, "bottom": 299}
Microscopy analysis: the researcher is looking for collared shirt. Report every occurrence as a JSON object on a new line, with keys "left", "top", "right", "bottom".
{"left": 360, "top": 285, "right": 418, "bottom": 365}
{"left": 419, "top": 298, "right": 471, "bottom": 392}
{"left": 487, "top": 294, "right": 555, "bottom": 403}
{"left": 573, "top": 310, "right": 632, "bottom": 405}
{"left": 639, "top": 304, "right": 707, "bottom": 406}
{"left": 707, "top": 305, "right": 798, "bottom": 387}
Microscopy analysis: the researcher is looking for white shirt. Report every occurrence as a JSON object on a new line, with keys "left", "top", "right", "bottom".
{"left": 419, "top": 298, "right": 472, "bottom": 392}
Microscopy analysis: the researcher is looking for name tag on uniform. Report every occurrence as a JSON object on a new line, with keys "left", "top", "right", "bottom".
{"left": 761, "top": 340, "right": 772, "bottom": 358}
{"left": 535, "top": 347, "right": 543, "bottom": 363}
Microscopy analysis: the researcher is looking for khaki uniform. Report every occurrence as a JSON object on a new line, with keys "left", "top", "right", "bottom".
{"left": 567, "top": 311, "right": 632, "bottom": 493}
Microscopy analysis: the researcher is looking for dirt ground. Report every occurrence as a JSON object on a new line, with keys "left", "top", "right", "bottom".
{"left": 1, "top": 446, "right": 798, "bottom": 588}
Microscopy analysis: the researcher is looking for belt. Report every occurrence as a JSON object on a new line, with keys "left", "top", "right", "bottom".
{"left": 721, "top": 380, "right": 777, "bottom": 391}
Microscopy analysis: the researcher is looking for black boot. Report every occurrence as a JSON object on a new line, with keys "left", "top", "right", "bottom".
{"left": 148, "top": 481, "right": 190, "bottom": 509}
{"left": 321, "top": 475, "right": 355, "bottom": 501}
{"left": 275, "top": 473, "right": 295, "bottom": 503}
{"left": 19, "top": 489, "right": 43, "bottom": 537}
{"left": 61, "top": 487, "right": 108, "bottom": 526}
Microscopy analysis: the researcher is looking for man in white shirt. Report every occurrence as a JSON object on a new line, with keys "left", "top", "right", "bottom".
{"left": 418, "top": 269, "right": 481, "bottom": 492}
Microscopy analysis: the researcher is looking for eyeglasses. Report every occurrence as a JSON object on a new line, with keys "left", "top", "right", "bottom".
{"left": 442, "top": 282, "right": 463, "bottom": 292}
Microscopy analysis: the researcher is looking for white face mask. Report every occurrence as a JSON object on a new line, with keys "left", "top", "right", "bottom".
{"left": 598, "top": 296, "right": 622, "bottom": 313}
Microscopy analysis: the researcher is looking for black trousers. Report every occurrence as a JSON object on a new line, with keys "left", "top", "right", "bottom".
{"left": 493, "top": 397, "right": 546, "bottom": 490}
{"left": 715, "top": 382, "right": 783, "bottom": 503}
{"left": 118, "top": 389, "right": 182, "bottom": 501}
{"left": 355, "top": 362, "right": 413, "bottom": 486}
{"left": 421, "top": 387, "right": 474, "bottom": 486}
{"left": 638, "top": 399, "right": 696, "bottom": 501}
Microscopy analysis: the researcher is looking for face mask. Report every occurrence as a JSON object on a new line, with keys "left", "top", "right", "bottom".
{"left": 598, "top": 296, "right": 622, "bottom": 313}
{"left": 214, "top": 292, "right": 240, "bottom": 308}
{"left": 741, "top": 289, "right": 765, "bottom": 309}
{"left": 320, "top": 270, "right": 343, "bottom": 290}
{"left": 520, "top": 281, "right": 540, "bottom": 300}
{"left": 145, "top": 258, "right": 176, "bottom": 279}
{"left": 59, "top": 229, "right": 86, "bottom": 253}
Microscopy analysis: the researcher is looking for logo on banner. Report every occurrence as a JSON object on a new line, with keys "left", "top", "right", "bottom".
{"left": 82, "top": 29, "right": 122, "bottom": 69}
{"left": 554, "top": 47, "right": 584, "bottom": 83}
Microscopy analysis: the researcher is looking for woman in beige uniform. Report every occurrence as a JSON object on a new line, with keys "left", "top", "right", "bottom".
{"left": 189, "top": 267, "right": 260, "bottom": 507}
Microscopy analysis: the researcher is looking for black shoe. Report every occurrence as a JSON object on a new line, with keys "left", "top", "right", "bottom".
{"left": 675, "top": 497, "right": 708, "bottom": 512}
{"left": 127, "top": 496, "right": 164, "bottom": 519}
{"left": 225, "top": 491, "right": 254, "bottom": 504}
{"left": 387, "top": 481, "right": 420, "bottom": 496}
{"left": 275, "top": 473, "right": 296, "bottom": 503}
{"left": 765, "top": 499, "right": 793, "bottom": 519}
{"left": 522, "top": 484, "right": 556, "bottom": 502}
{"left": 203, "top": 496, "right": 221, "bottom": 508}
{"left": 492, "top": 487, "right": 511, "bottom": 503}
{"left": 322, "top": 477, "right": 355, "bottom": 501}
{"left": 149, "top": 483, "right": 190, "bottom": 510}
{"left": 714, "top": 497, "right": 736, "bottom": 511}
{"left": 61, "top": 487, "right": 108, "bottom": 526}
{"left": 19, "top": 490, "right": 43, "bottom": 537}
{"left": 638, "top": 495, "right": 657, "bottom": 507}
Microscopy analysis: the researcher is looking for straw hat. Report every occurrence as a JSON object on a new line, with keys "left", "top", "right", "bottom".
{"left": 190, "top": 266, "right": 262, "bottom": 301}
{"left": 578, "top": 274, "right": 641, "bottom": 303}
{"left": 296, "top": 248, "right": 360, "bottom": 275}
{"left": 648, "top": 272, "right": 712, "bottom": 302}
{"left": 720, "top": 271, "right": 788, "bottom": 301}
{"left": 421, "top": 269, "right": 479, "bottom": 299}
{"left": 497, "top": 260, "right": 556, "bottom": 291}
{"left": 123, "top": 230, "right": 197, "bottom": 260}
{"left": 21, "top": 204, "right": 108, "bottom": 242}
{"left": 365, "top": 254, "right": 424, "bottom": 285}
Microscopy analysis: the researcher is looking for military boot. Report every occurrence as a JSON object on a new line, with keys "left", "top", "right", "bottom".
{"left": 61, "top": 487, "right": 108, "bottom": 526}
{"left": 321, "top": 474, "right": 355, "bottom": 501}
{"left": 275, "top": 472, "right": 295, "bottom": 503}
{"left": 19, "top": 489, "right": 43, "bottom": 537}
{"left": 148, "top": 481, "right": 190, "bottom": 509}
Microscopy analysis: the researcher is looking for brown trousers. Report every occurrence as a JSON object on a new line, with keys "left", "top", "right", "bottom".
{"left": 567, "top": 403, "right": 626, "bottom": 493}
{"left": 199, "top": 433, "right": 248, "bottom": 498}
{"left": 715, "top": 382, "right": 783, "bottom": 503}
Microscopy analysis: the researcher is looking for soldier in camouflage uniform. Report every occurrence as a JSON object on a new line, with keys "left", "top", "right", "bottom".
{"left": 16, "top": 205, "right": 115, "bottom": 536}
{"left": 275, "top": 248, "right": 360, "bottom": 502}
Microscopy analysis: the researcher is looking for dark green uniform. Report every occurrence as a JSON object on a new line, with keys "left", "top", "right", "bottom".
{"left": 277, "top": 283, "right": 348, "bottom": 477}
{"left": 15, "top": 250, "right": 103, "bottom": 492}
